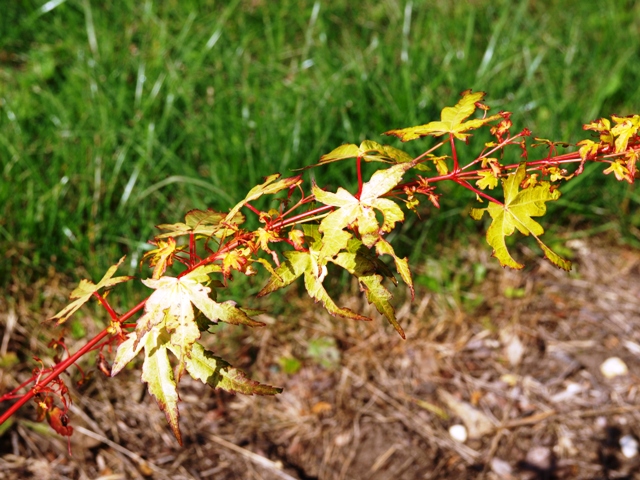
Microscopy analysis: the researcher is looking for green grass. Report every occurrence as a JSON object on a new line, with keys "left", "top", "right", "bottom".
{"left": 1, "top": 0, "right": 640, "bottom": 286}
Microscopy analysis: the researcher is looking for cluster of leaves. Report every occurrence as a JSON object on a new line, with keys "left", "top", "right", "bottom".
{"left": 1, "top": 91, "right": 638, "bottom": 445}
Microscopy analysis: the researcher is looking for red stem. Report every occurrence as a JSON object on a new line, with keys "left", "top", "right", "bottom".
{"left": 0, "top": 298, "right": 147, "bottom": 427}
{"left": 93, "top": 292, "right": 118, "bottom": 321}
{"left": 0, "top": 329, "right": 109, "bottom": 425}
{"left": 189, "top": 232, "right": 196, "bottom": 267}
{"left": 450, "top": 134, "right": 459, "bottom": 172}
{"left": 355, "top": 156, "right": 363, "bottom": 199}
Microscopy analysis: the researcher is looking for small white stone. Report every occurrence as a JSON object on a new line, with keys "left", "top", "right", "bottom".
{"left": 620, "top": 434, "right": 639, "bottom": 458}
{"left": 600, "top": 357, "right": 629, "bottom": 378}
{"left": 490, "top": 457, "right": 513, "bottom": 478}
{"left": 449, "top": 424, "right": 468, "bottom": 443}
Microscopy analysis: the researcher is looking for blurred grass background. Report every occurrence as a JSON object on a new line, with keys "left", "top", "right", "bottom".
{"left": 1, "top": 0, "right": 640, "bottom": 288}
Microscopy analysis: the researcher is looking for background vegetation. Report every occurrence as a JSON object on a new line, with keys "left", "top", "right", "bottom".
{"left": 2, "top": 0, "right": 640, "bottom": 287}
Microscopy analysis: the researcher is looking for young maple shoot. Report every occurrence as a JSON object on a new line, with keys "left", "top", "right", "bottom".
{"left": 1, "top": 90, "right": 638, "bottom": 446}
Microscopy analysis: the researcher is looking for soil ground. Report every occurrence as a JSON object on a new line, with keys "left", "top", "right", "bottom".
{"left": 2, "top": 235, "right": 640, "bottom": 479}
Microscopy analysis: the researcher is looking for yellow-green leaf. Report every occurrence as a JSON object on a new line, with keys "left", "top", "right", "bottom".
{"left": 313, "top": 163, "right": 410, "bottom": 248}
{"left": 476, "top": 170, "right": 499, "bottom": 190}
{"left": 318, "top": 143, "right": 360, "bottom": 164}
{"left": 384, "top": 90, "right": 501, "bottom": 142}
{"left": 471, "top": 164, "right": 570, "bottom": 271}
{"left": 303, "top": 269, "right": 370, "bottom": 321}
{"left": 257, "top": 250, "right": 310, "bottom": 297}
{"left": 611, "top": 114, "right": 640, "bottom": 153}
{"left": 156, "top": 208, "right": 245, "bottom": 239}
{"left": 311, "top": 141, "right": 414, "bottom": 168}
{"left": 49, "top": 256, "right": 133, "bottom": 324}
{"left": 603, "top": 160, "right": 630, "bottom": 182}
{"left": 225, "top": 174, "right": 302, "bottom": 222}
{"left": 141, "top": 331, "right": 182, "bottom": 445}
{"left": 359, "top": 274, "right": 405, "bottom": 339}
{"left": 183, "top": 342, "right": 282, "bottom": 395}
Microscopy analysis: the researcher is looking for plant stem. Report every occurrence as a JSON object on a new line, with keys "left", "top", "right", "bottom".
{"left": 0, "top": 299, "right": 147, "bottom": 427}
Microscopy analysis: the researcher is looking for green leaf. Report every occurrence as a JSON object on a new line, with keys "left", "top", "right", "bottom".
{"left": 141, "top": 331, "right": 182, "bottom": 445}
{"left": 332, "top": 243, "right": 406, "bottom": 338}
{"left": 183, "top": 342, "right": 282, "bottom": 395}
{"left": 471, "top": 163, "right": 571, "bottom": 271}
{"left": 384, "top": 90, "right": 501, "bottom": 142}
{"left": 49, "top": 256, "right": 133, "bottom": 324}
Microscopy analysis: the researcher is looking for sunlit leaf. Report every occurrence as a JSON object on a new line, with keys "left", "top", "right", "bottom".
{"left": 470, "top": 163, "right": 570, "bottom": 271}
{"left": 183, "top": 341, "right": 282, "bottom": 395}
{"left": 156, "top": 208, "right": 245, "bottom": 239}
{"left": 384, "top": 90, "right": 501, "bottom": 142}
{"left": 310, "top": 141, "right": 415, "bottom": 168}
{"left": 611, "top": 114, "right": 640, "bottom": 153}
{"left": 476, "top": 170, "right": 499, "bottom": 190}
{"left": 603, "top": 160, "right": 631, "bottom": 182}
{"left": 257, "top": 246, "right": 369, "bottom": 321}
{"left": 225, "top": 174, "right": 302, "bottom": 222}
{"left": 313, "top": 163, "right": 410, "bottom": 248}
{"left": 141, "top": 331, "right": 182, "bottom": 445}
{"left": 142, "top": 237, "right": 184, "bottom": 279}
{"left": 257, "top": 250, "right": 309, "bottom": 297}
{"left": 50, "top": 256, "right": 132, "bottom": 324}
{"left": 111, "top": 330, "right": 150, "bottom": 377}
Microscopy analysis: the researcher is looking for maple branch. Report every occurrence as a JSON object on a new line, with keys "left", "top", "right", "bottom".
{"left": 0, "top": 328, "right": 111, "bottom": 426}
{"left": 454, "top": 178, "right": 504, "bottom": 206}
{"left": 93, "top": 292, "right": 118, "bottom": 321}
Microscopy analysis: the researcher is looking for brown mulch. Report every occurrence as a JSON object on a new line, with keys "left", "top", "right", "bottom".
{"left": 1, "top": 235, "right": 640, "bottom": 479}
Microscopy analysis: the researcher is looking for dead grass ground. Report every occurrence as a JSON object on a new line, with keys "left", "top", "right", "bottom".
{"left": 2, "top": 235, "right": 640, "bottom": 479}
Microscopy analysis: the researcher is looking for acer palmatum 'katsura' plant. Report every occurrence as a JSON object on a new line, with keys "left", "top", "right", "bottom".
{"left": 1, "top": 90, "right": 638, "bottom": 447}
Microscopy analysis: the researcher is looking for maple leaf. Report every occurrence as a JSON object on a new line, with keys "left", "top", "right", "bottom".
{"left": 583, "top": 117, "right": 614, "bottom": 146}
{"left": 140, "top": 329, "right": 183, "bottom": 444}
{"left": 50, "top": 256, "right": 133, "bottom": 324}
{"left": 470, "top": 164, "right": 571, "bottom": 271}
{"left": 309, "top": 140, "right": 415, "bottom": 168}
{"left": 611, "top": 114, "right": 640, "bottom": 153}
{"left": 312, "top": 163, "right": 411, "bottom": 247}
{"left": 182, "top": 341, "right": 282, "bottom": 395}
{"left": 254, "top": 227, "right": 280, "bottom": 254}
{"left": 577, "top": 139, "right": 600, "bottom": 160}
{"left": 142, "top": 237, "right": 185, "bottom": 279}
{"left": 603, "top": 160, "right": 631, "bottom": 182}
{"left": 331, "top": 238, "right": 406, "bottom": 338}
{"left": 476, "top": 170, "right": 499, "bottom": 190}
{"left": 257, "top": 249, "right": 370, "bottom": 321}
{"left": 374, "top": 238, "right": 414, "bottom": 299}
{"left": 116, "top": 266, "right": 262, "bottom": 374}
{"left": 156, "top": 208, "right": 245, "bottom": 239}
{"left": 225, "top": 174, "right": 302, "bottom": 223}
{"left": 384, "top": 90, "right": 502, "bottom": 142}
